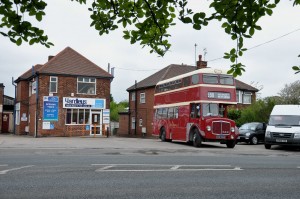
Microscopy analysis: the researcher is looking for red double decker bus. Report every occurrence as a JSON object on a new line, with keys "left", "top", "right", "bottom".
{"left": 153, "top": 68, "right": 239, "bottom": 148}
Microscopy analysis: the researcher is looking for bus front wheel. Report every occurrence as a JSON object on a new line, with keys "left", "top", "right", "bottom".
{"left": 226, "top": 140, "right": 236, "bottom": 148}
{"left": 192, "top": 129, "right": 202, "bottom": 148}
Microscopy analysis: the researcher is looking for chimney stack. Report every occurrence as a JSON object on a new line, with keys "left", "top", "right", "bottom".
{"left": 48, "top": 56, "right": 54, "bottom": 61}
{"left": 196, "top": 55, "right": 207, "bottom": 69}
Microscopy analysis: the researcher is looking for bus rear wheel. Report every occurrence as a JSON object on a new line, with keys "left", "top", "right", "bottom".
{"left": 160, "top": 128, "right": 166, "bottom": 142}
{"left": 192, "top": 129, "right": 202, "bottom": 148}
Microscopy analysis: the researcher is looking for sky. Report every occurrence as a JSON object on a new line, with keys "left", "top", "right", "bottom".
{"left": 0, "top": 0, "right": 299, "bottom": 102}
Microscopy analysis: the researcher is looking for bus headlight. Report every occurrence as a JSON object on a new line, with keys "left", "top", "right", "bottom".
{"left": 294, "top": 133, "right": 300, "bottom": 139}
{"left": 230, "top": 127, "right": 235, "bottom": 133}
{"left": 206, "top": 126, "right": 211, "bottom": 131}
{"left": 265, "top": 131, "right": 271, "bottom": 138}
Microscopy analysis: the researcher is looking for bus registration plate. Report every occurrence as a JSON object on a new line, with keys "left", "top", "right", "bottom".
{"left": 276, "top": 139, "right": 287, "bottom": 143}
{"left": 217, "top": 135, "right": 225, "bottom": 139}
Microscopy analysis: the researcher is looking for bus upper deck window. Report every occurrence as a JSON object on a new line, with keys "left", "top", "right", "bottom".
{"left": 203, "top": 75, "right": 218, "bottom": 84}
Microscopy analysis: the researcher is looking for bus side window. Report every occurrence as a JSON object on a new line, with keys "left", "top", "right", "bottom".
{"left": 168, "top": 107, "right": 174, "bottom": 119}
{"left": 174, "top": 107, "right": 178, "bottom": 118}
{"left": 190, "top": 103, "right": 201, "bottom": 118}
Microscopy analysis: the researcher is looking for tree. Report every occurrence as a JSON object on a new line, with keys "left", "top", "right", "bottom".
{"left": 1, "top": 0, "right": 299, "bottom": 76}
{"left": 110, "top": 99, "right": 129, "bottom": 121}
{"left": 278, "top": 80, "right": 300, "bottom": 104}
{"left": 228, "top": 98, "right": 276, "bottom": 126}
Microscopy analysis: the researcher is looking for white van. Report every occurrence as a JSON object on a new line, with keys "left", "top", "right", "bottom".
{"left": 265, "top": 105, "right": 300, "bottom": 149}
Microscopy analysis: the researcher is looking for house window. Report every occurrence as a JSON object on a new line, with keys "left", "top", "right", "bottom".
{"left": 140, "top": 93, "right": 145, "bottom": 104}
{"left": 131, "top": 92, "right": 136, "bottom": 101}
{"left": 29, "top": 80, "right": 36, "bottom": 95}
{"left": 77, "top": 77, "right": 96, "bottom": 95}
{"left": 66, "top": 109, "right": 90, "bottom": 124}
{"left": 236, "top": 90, "right": 242, "bottom": 103}
{"left": 243, "top": 92, "right": 252, "bottom": 104}
{"left": 139, "top": 119, "right": 143, "bottom": 127}
{"left": 49, "top": 76, "right": 58, "bottom": 93}
{"left": 15, "top": 103, "right": 20, "bottom": 125}
{"left": 131, "top": 117, "right": 136, "bottom": 129}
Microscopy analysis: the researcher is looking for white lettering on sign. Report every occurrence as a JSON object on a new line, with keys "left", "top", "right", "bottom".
{"left": 208, "top": 92, "right": 231, "bottom": 100}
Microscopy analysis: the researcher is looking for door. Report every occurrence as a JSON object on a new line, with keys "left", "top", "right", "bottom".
{"left": 2, "top": 113, "right": 9, "bottom": 133}
{"left": 90, "top": 111, "right": 102, "bottom": 135}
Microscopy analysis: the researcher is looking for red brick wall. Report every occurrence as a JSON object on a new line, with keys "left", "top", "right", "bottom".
{"left": 15, "top": 81, "right": 29, "bottom": 135}
{"left": 125, "top": 87, "right": 155, "bottom": 137}
{"left": 0, "top": 85, "right": 3, "bottom": 132}
{"left": 118, "top": 113, "right": 129, "bottom": 136}
{"left": 17, "top": 75, "right": 111, "bottom": 137}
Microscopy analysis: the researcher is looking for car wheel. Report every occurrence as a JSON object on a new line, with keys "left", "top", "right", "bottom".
{"left": 160, "top": 128, "right": 166, "bottom": 142}
{"left": 192, "top": 129, "right": 202, "bottom": 148}
{"left": 250, "top": 136, "right": 258, "bottom": 145}
{"left": 226, "top": 140, "right": 236, "bottom": 148}
{"left": 264, "top": 144, "right": 271, "bottom": 149}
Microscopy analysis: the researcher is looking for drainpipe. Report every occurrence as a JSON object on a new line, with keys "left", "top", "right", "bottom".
{"left": 134, "top": 80, "right": 137, "bottom": 135}
{"left": 12, "top": 77, "right": 17, "bottom": 134}
{"left": 35, "top": 72, "right": 39, "bottom": 138}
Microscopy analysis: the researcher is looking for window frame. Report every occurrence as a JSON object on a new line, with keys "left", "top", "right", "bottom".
{"left": 131, "top": 92, "right": 136, "bottom": 101}
{"left": 243, "top": 92, "right": 252, "bottom": 104}
{"left": 77, "top": 77, "right": 96, "bottom": 95}
{"left": 140, "top": 92, "right": 146, "bottom": 104}
{"left": 49, "top": 76, "right": 58, "bottom": 93}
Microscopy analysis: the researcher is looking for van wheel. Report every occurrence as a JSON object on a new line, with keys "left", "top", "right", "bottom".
{"left": 160, "top": 128, "right": 166, "bottom": 142}
{"left": 192, "top": 129, "right": 202, "bottom": 148}
{"left": 265, "top": 144, "right": 271, "bottom": 149}
{"left": 250, "top": 136, "right": 258, "bottom": 145}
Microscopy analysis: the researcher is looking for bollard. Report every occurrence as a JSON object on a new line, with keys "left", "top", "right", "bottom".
{"left": 106, "top": 127, "right": 109, "bottom": 138}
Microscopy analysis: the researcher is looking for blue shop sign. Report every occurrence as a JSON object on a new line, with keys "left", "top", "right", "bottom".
{"left": 43, "top": 96, "right": 59, "bottom": 121}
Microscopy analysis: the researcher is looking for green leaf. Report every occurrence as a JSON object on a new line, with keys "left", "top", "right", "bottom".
{"left": 221, "top": 22, "right": 228, "bottom": 28}
{"left": 182, "top": 17, "right": 192, "bottom": 24}
{"left": 292, "top": 66, "right": 300, "bottom": 70}
{"left": 193, "top": 24, "right": 201, "bottom": 30}
{"left": 36, "top": 13, "right": 43, "bottom": 21}
{"left": 249, "top": 27, "right": 254, "bottom": 36}
{"left": 16, "top": 37, "right": 22, "bottom": 46}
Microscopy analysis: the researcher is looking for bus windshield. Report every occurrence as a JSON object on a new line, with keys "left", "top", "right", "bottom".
{"left": 202, "top": 103, "right": 219, "bottom": 116}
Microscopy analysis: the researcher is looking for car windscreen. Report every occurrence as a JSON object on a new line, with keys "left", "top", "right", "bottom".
{"left": 269, "top": 115, "right": 300, "bottom": 126}
{"left": 239, "top": 123, "right": 258, "bottom": 130}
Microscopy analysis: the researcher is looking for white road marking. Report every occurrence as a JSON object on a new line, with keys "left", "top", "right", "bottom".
{"left": 170, "top": 165, "right": 180, "bottom": 170}
{"left": 0, "top": 165, "right": 34, "bottom": 175}
{"left": 95, "top": 165, "right": 114, "bottom": 172}
{"left": 92, "top": 164, "right": 232, "bottom": 167}
{"left": 92, "top": 164, "right": 243, "bottom": 172}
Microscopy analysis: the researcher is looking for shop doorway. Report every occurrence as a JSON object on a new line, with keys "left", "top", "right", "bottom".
{"left": 90, "top": 111, "right": 102, "bottom": 135}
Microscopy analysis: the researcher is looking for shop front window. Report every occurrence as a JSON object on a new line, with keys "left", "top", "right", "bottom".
{"left": 66, "top": 109, "right": 90, "bottom": 124}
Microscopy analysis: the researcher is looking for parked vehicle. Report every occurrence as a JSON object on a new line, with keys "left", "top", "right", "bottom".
{"left": 265, "top": 105, "right": 300, "bottom": 149}
{"left": 237, "top": 122, "right": 266, "bottom": 145}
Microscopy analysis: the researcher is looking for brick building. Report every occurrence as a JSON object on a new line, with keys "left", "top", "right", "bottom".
{"left": 14, "top": 47, "right": 113, "bottom": 137}
{"left": 118, "top": 55, "right": 258, "bottom": 137}
{"left": 0, "top": 83, "right": 4, "bottom": 133}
